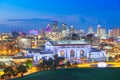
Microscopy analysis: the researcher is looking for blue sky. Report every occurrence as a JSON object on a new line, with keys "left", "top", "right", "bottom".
{"left": 0, "top": 0, "right": 120, "bottom": 33}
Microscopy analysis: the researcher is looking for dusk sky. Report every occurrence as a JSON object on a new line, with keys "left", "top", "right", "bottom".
{"left": 0, "top": 0, "right": 120, "bottom": 33}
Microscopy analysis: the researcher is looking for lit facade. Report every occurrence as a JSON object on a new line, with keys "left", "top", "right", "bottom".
{"left": 45, "top": 40, "right": 106, "bottom": 62}
{"left": 97, "top": 25, "right": 101, "bottom": 37}
{"left": 88, "top": 26, "right": 94, "bottom": 34}
{"left": 108, "top": 28, "right": 120, "bottom": 37}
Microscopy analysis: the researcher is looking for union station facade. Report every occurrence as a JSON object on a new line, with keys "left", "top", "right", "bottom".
{"left": 45, "top": 40, "right": 106, "bottom": 62}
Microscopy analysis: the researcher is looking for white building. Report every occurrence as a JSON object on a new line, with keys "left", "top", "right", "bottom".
{"left": 21, "top": 48, "right": 53, "bottom": 64}
{"left": 45, "top": 40, "right": 106, "bottom": 62}
{"left": 20, "top": 40, "right": 107, "bottom": 63}
{"left": 90, "top": 49, "right": 106, "bottom": 62}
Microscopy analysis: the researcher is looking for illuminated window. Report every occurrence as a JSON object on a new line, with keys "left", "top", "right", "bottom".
{"left": 80, "top": 50, "right": 85, "bottom": 57}
{"left": 36, "top": 56, "right": 38, "bottom": 61}
{"left": 70, "top": 50, "right": 75, "bottom": 57}
{"left": 60, "top": 50, "right": 65, "bottom": 57}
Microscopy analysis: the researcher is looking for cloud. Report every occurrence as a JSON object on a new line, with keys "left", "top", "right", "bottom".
{"left": 6, "top": 18, "right": 52, "bottom": 22}
{"left": 4, "top": 18, "right": 53, "bottom": 27}
{"left": 0, "top": 15, "right": 119, "bottom": 33}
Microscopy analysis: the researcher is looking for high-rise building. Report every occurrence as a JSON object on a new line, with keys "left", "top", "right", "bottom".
{"left": 46, "top": 24, "right": 51, "bottom": 33}
{"left": 108, "top": 29, "right": 113, "bottom": 37}
{"left": 109, "top": 28, "right": 120, "bottom": 37}
{"left": 100, "top": 28, "right": 106, "bottom": 36}
{"left": 88, "top": 26, "right": 94, "bottom": 34}
{"left": 70, "top": 26, "right": 74, "bottom": 34}
{"left": 116, "top": 28, "right": 120, "bottom": 37}
{"left": 97, "top": 25, "right": 101, "bottom": 37}
{"left": 62, "top": 23, "right": 67, "bottom": 31}
{"left": 53, "top": 21, "right": 57, "bottom": 26}
{"left": 52, "top": 21, "right": 58, "bottom": 31}
{"left": 96, "top": 25, "right": 107, "bottom": 37}
{"left": 40, "top": 28, "right": 45, "bottom": 38}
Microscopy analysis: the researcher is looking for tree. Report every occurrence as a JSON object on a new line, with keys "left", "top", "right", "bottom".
{"left": 0, "top": 62, "right": 5, "bottom": 69}
{"left": 86, "top": 33, "right": 94, "bottom": 45}
{"left": 37, "top": 58, "right": 48, "bottom": 71}
{"left": 66, "top": 60, "right": 71, "bottom": 68}
{"left": 52, "top": 55, "right": 60, "bottom": 69}
{"left": 52, "top": 54, "right": 65, "bottom": 69}
{"left": 108, "top": 56, "right": 114, "bottom": 61}
{"left": 41, "top": 59, "right": 48, "bottom": 70}
{"left": 2, "top": 66, "right": 15, "bottom": 80}
{"left": 26, "top": 59, "right": 33, "bottom": 68}
{"left": 114, "top": 54, "right": 119, "bottom": 61}
{"left": 37, "top": 59, "right": 43, "bottom": 71}
{"left": 47, "top": 57, "right": 54, "bottom": 70}
{"left": 16, "top": 64, "right": 28, "bottom": 77}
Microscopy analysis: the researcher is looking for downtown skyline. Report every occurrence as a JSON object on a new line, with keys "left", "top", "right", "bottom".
{"left": 0, "top": 0, "right": 120, "bottom": 33}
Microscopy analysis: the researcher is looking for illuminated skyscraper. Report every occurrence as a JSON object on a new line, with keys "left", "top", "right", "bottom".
{"left": 115, "top": 28, "right": 120, "bottom": 37}
{"left": 97, "top": 25, "right": 101, "bottom": 37}
{"left": 88, "top": 26, "right": 94, "bottom": 34}
{"left": 46, "top": 24, "right": 51, "bottom": 33}
{"left": 40, "top": 28, "right": 45, "bottom": 37}
{"left": 62, "top": 23, "right": 67, "bottom": 31}
{"left": 109, "top": 28, "right": 120, "bottom": 37}
{"left": 108, "top": 29, "right": 113, "bottom": 37}
{"left": 100, "top": 28, "right": 106, "bottom": 36}
{"left": 61, "top": 23, "right": 67, "bottom": 37}
{"left": 70, "top": 26, "right": 74, "bottom": 34}
{"left": 52, "top": 21, "right": 58, "bottom": 31}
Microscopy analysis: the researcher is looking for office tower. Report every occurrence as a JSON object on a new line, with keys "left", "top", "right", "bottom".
{"left": 88, "top": 26, "right": 94, "bottom": 34}
{"left": 46, "top": 24, "right": 51, "bottom": 33}
{"left": 52, "top": 21, "right": 58, "bottom": 31}
{"left": 70, "top": 26, "right": 74, "bottom": 34}
{"left": 108, "top": 29, "right": 113, "bottom": 37}
{"left": 115, "top": 28, "right": 120, "bottom": 37}
{"left": 40, "top": 29, "right": 45, "bottom": 37}
{"left": 108, "top": 28, "right": 120, "bottom": 37}
{"left": 62, "top": 23, "right": 67, "bottom": 31}
{"left": 97, "top": 25, "right": 101, "bottom": 37}
{"left": 100, "top": 28, "right": 106, "bottom": 36}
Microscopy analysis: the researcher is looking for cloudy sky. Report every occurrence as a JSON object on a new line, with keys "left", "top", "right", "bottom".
{"left": 0, "top": 0, "right": 120, "bottom": 33}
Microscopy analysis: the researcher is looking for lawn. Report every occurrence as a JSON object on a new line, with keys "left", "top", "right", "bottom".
{"left": 11, "top": 68, "right": 120, "bottom": 80}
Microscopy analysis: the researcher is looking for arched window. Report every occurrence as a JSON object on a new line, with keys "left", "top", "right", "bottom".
{"left": 36, "top": 56, "right": 38, "bottom": 61}
{"left": 60, "top": 50, "right": 65, "bottom": 57}
{"left": 70, "top": 50, "right": 75, "bottom": 57}
{"left": 80, "top": 50, "right": 85, "bottom": 57}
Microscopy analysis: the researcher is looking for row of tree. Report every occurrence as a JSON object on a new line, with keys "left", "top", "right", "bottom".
{"left": 1, "top": 62, "right": 28, "bottom": 80}
{"left": 0, "top": 55, "right": 78, "bottom": 80}
{"left": 108, "top": 54, "right": 120, "bottom": 62}
{"left": 37, "top": 54, "right": 77, "bottom": 71}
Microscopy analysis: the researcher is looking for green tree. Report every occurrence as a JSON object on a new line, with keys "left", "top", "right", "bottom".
{"left": 47, "top": 58, "right": 54, "bottom": 70}
{"left": 2, "top": 66, "right": 15, "bottom": 80}
{"left": 86, "top": 33, "right": 94, "bottom": 45}
{"left": 108, "top": 56, "right": 114, "bottom": 61}
{"left": 16, "top": 64, "right": 28, "bottom": 77}
{"left": 26, "top": 59, "right": 33, "bottom": 68}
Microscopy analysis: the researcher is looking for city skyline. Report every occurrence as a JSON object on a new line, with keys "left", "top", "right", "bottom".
{"left": 0, "top": 0, "right": 120, "bottom": 33}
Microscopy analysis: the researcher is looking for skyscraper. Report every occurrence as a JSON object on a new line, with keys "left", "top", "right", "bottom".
{"left": 108, "top": 29, "right": 113, "bottom": 37}
{"left": 109, "top": 28, "right": 120, "bottom": 37}
{"left": 40, "top": 28, "right": 45, "bottom": 37}
{"left": 62, "top": 23, "right": 67, "bottom": 31}
{"left": 46, "top": 24, "right": 51, "bottom": 33}
{"left": 70, "top": 26, "right": 74, "bottom": 34}
{"left": 52, "top": 21, "right": 58, "bottom": 31}
{"left": 88, "top": 26, "right": 94, "bottom": 34}
{"left": 97, "top": 25, "right": 101, "bottom": 37}
{"left": 100, "top": 28, "right": 106, "bottom": 36}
